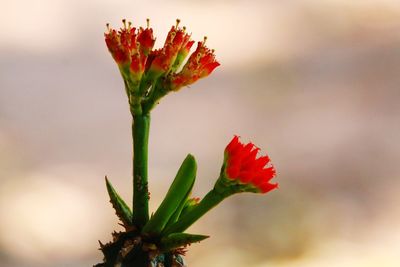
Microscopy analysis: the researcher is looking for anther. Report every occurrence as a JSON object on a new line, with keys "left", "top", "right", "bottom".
{"left": 203, "top": 36, "right": 208, "bottom": 44}
{"left": 169, "top": 31, "right": 176, "bottom": 44}
{"left": 106, "top": 23, "right": 110, "bottom": 31}
{"left": 122, "top": 19, "right": 127, "bottom": 28}
{"left": 146, "top": 18, "right": 150, "bottom": 28}
{"left": 176, "top": 19, "right": 181, "bottom": 28}
{"left": 196, "top": 53, "right": 202, "bottom": 63}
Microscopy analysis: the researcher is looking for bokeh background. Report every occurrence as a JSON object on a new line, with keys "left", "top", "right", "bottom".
{"left": 1, "top": 0, "right": 400, "bottom": 266}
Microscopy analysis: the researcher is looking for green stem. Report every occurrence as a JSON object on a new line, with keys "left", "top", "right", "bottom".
{"left": 132, "top": 113, "right": 150, "bottom": 228}
{"left": 142, "top": 82, "right": 168, "bottom": 114}
{"left": 163, "top": 189, "right": 230, "bottom": 235}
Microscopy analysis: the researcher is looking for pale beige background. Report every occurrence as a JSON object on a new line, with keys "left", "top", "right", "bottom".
{"left": 1, "top": 0, "right": 400, "bottom": 266}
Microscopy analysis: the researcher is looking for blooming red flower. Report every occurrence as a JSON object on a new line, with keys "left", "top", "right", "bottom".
{"left": 223, "top": 136, "right": 277, "bottom": 193}
{"left": 170, "top": 38, "right": 220, "bottom": 91}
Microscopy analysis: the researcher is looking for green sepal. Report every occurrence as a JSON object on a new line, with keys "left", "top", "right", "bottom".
{"left": 215, "top": 157, "right": 262, "bottom": 195}
{"left": 159, "top": 233, "right": 209, "bottom": 251}
{"left": 119, "top": 65, "right": 141, "bottom": 94}
{"left": 105, "top": 176, "right": 133, "bottom": 227}
{"left": 142, "top": 154, "right": 197, "bottom": 236}
{"left": 170, "top": 51, "right": 188, "bottom": 73}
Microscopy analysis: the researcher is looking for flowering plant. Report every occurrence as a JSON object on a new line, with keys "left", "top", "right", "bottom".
{"left": 96, "top": 19, "right": 277, "bottom": 267}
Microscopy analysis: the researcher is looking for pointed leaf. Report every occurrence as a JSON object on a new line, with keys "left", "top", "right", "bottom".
{"left": 160, "top": 233, "right": 209, "bottom": 251}
{"left": 105, "top": 176, "right": 133, "bottom": 226}
{"left": 142, "top": 154, "right": 197, "bottom": 235}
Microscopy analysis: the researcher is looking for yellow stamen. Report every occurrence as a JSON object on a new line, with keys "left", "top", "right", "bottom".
{"left": 203, "top": 36, "right": 208, "bottom": 44}
{"left": 176, "top": 19, "right": 181, "bottom": 28}
{"left": 122, "top": 19, "right": 127, "bottom": 29}
{"left": 146, "top": 18, "right": 150, "bottom": 28}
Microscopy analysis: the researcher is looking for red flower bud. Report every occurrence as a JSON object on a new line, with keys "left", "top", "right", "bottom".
{"left": 105, "top": 28, "right": 131, "bottom": 64}
{"left": 137, "top": 23, "right": 155, "bottom": 56}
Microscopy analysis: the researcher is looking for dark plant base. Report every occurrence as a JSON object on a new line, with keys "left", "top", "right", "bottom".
{"left": 95, "top": 230, "right": 186, "bottom": 267}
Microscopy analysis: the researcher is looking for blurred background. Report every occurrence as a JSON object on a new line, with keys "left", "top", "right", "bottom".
{"left": 1, "top": 0, "right": 400, "bottom": 266}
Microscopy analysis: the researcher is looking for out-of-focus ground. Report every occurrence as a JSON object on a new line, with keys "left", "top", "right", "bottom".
{"left": 1, "top": 0, "right": 400, "bottom": 266}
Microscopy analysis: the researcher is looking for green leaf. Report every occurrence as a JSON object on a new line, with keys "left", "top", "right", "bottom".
{"left": 164, "top": 186, "right": 193, "bottom": 229}
{"left": 105, "top": 176, "right": 133, "bottom": 227}
{"left": 142, "top": 154, "right": 197, "bottom": 235}
{"left": 160, "top": 233, "right": 209, "bottom": 251}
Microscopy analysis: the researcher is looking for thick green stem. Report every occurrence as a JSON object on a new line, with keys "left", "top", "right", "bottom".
{"left": 163, "top": 189, "right": 230, "bottom": 235}
{"left": 132, "top": 113, "right": 150, "bottom": 228}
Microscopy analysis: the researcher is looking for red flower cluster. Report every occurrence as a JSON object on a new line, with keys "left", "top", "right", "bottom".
{"left": 104, "top": 19, "right": 219, "bottom": 92}
{"left": 224, "top": 136, "right": 277, "bottom": 193}
{"left": 105, "top": 19, "right": 155, "bottom": 78}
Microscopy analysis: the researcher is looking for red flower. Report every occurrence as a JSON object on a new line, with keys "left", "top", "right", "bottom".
{"left": 223, "top": 136, "right": 277, "bottom": 193}
{"left": 105, "top": 19, "right": 155, "bottom": 78}
{"left": 170, "top": 38, "right": 220, "bottom": 91}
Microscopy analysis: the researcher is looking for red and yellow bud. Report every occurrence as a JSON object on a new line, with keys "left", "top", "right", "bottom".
{"left": 137, "top": 19, "right": 156, "bottom": 56}
{"left": 105, "top": 27, "right": 131, "bottom": 65}
{"left": 171, "top": 35, "right": 195, "bottom": 73}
